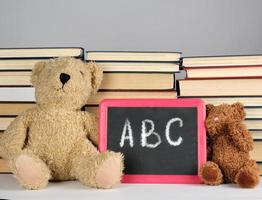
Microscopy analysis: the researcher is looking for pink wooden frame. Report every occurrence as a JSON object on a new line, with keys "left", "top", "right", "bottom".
{"left": 98, "top": 99, "right": 206, "bottom": 184}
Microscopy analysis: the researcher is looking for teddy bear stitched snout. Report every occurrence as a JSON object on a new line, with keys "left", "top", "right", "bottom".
{"left": 60, "top": 73, "right": 71, "bottom": 85}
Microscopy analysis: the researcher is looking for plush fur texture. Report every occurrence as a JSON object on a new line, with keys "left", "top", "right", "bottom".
{"left": 200, "top": 103, "right": 260, "bottom": 188}
{"left": 0, "top": 57, "right": 124, "bottom": 190}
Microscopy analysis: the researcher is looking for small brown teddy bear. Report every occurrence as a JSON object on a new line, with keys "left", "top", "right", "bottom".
{"left": 200, "top": 103, "right": 260, "bottom": 188}
{"left": 0, "top": 57, "right": 124, "bottom": 190}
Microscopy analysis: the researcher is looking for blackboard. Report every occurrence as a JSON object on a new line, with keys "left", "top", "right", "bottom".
{"left": 99, "top": 99, "right": 206, "bottom": 184}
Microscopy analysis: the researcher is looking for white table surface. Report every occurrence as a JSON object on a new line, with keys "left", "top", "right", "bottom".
{"left": 0, "top": 174, "right": 261, "bottom": 200}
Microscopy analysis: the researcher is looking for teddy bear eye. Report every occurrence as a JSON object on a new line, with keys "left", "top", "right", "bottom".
{"left": 80, "top": 71, "right": 84, "bottom": 76}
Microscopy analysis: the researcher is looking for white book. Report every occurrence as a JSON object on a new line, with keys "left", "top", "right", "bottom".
{"left": 0, "top": 87, "right": 35, "bottom": 102}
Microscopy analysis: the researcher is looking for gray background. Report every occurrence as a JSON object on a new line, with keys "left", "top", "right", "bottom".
{"left": 0, "top": 0, "right": 262, "bottom": 56}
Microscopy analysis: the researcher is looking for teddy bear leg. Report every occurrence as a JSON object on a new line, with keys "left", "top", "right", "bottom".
{"left": 72, "top": 151, "right": 124, "bottom": 189}
{"left": 10, "top": 150, "right": 51, "bottom": 190}
{"left": 235, "top": 160, "right": 260, "bottom": 188}
{"left": 200, "top": 161, "right": 223, "bottom": 185}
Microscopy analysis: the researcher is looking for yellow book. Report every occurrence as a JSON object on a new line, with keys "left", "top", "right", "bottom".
{"left": 0, "top": 91, "right": 177, "bottom": 114}
{"left": 0, "top": 60, "right": 179, "bottom": 72}
{"left": 251, "top": 141, "right": 262, "bottom": 161}
{"left": 93, "top": 62, "right": 179, "bottom": 72}
{"left": 258, "top": 163, "right": 262, "bottom": 175}
{"left": 244, "top": 120, "right": 262, "bottom": 130}
{"left": 0, "top": 59, "right": 45, "bottom": 70}
{"left": 179, "top": 79, "right": 262, "bottom": 96}
{"left": 0, "top": 72, "right": 174, "bottom": 90}
{"left": 186, "top": 66, "right": 262, "bottom": 79}
{"left": 250, "top": 131, "right": 262, "bottom": 140}
{"left": 183, "top": 55, "right": 262, "bottom": 67}
{"left": 87, "top": 51, "right": 181, "bottom": 62}
{"left": 0, "top": 48, "right": 83, "bottom": 58}
{"left": 0, "top": 159, "right": 9, "bottom": 173}
{"left": 192, "top": 97, "right": 262, "bottom": 107}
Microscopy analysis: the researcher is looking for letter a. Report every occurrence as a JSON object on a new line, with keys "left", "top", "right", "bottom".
{"left": 141, "top": 119, "right": 161, "bottom": 148}
{"left": 119, "top": 119, "right": 134, "bottom": 148}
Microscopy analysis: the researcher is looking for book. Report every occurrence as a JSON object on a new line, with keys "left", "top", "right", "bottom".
{"left": 86, "top": 51, "right": 181, "bottom": 62}
{"left": 0, "top": 72, "right": 174, "bottom": 90}
{"left": 0, "top": 103, "right": 99, "bottom": 116}
{"left": 258, "top": 162, "right": 262, "bottom": 175}
{"left": 251, "top": 141, "right": 262, "bottom": 161}
{"left": 89, "top": 62, "right": 179, "bottom": 72}
{"left": 250, "top": 131, "right": 262, "bottom": 140}
{"left": 84, "top": 106, "right": 98, "bottom": 115}
{"left": 0, "top": 117, "right": 12, "bottom": 130}
{"left": 0, "top": 60, "right": 179, "bottom": 72}
{"left": 0, "top": 71, "right": 31, "bottom": 86}
{"left": 181, "top": 97, "right": 262, "bottom": 118}
{"left": 191, "top": 97, "right": 262, "bottom": 107}
{"left": 0, "top": 59, "right": 46, "bottom": 71}
{"left": 245, "top": 108, "right": 262, "bottom": 119}
{"left": 178, "top": 79, "right": 262, "bottom": 96}
{"left": 0, "top": 90, "right": 177, "bottom": 104}
{"left": 0, "top": 102, "right": 98, "bottom": 117}
{"left": 0, "top": 107, "right": 95, "bottom": 130}
{"left": 244, "top": 120, "right": 262, "bottom": 130}
{"left": 183, "top": 55, "right": 262, "bottom": 68}
{"left": 0, "top": 159, "right": 9, "bottom": 173}
{"left": 0, "top": 103, "right": 34, "bottom": 116}
{"left": 100, "top": 73, "right": 174, "bottom": 90}
{"left": 0, "top": 48, "right": 84, "bottom": 59}
{"left": 186, "top": 66, "right": 262, "bottom": 79}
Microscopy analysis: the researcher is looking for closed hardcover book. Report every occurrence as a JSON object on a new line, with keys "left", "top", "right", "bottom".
{"left": 186, "top": 66, "right": 262, "bottom": 79}
{"left": 86, "top": 51, "right": 181, "bottom": 62}
{"left": 244, "top": 120, "right": 262, "bottom": 130}
{"left": 0, "top": 47, "right": 84, "bottom": 59}
{"left": 0, "top": 90, "right": 177, "bottom": 103}
{"left": 0, "top": 60, "right": 179, "bottom": 72}
{"left": 183, "top": 54, "right": 262, "bottom": 68}
{"left": 0, "top": 72, "right": 174, "bottom": 90}
{"left": 251, "top": 141, "right": 262, "bottom": 162}
{"left": 179, "top": 79, "right": 262, "bottom": 97}
{"left": 190, "top": 97, "right": 262, "bottom": 107}
{"left": 250, "top": 131, "right": 262, "bottom": 140}
{"left": 90, "top": 62, "right": 179, "bottom": 73}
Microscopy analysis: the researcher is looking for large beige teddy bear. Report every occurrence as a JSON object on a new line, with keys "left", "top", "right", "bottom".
{"left": 0, "top": 57, "right": 123, "bottom": 190}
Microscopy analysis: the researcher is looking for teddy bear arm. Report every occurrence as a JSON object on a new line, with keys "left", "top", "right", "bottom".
{"left": 82, "top": 112, "right": 98, "bottom": 145}
{"left": 228, "top": 123, "right": 253, "bottom": 152}
{"left": 0, "top": 110, "right": 34, "bottom": 159}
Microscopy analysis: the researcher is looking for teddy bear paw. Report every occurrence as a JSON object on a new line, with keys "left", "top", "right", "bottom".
{"left": 14, "top": 154, "right": 50, "bottom": 190}
{"left": 95, "top": 153, "right": 123, "bottom": 189}
{"left": 235, "top": 168, "right": 260, "bottom": 188}
{"left": 200, "top": 162, "right": 223, "bottom": 185}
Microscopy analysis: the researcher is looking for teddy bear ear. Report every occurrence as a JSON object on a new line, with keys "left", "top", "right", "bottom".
{"left": 206, "top": 104, "right": 215, "bottom": 116}
{"left": 86, "top": 62, "right": 103, "bottom": 94}
{"left": 31, "top": 61, "right": 46, "bottom": 86}
{"left": 231, "top": 102, "right": 245, "bottom": 120}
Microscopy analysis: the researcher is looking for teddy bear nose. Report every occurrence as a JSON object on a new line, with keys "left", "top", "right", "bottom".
{"left": 60, "top": 73, "right": 70, "bottom": 85}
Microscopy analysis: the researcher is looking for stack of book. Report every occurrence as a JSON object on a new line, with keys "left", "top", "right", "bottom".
{"left": 0, "top": 49, "right": 181, "bottom": 173}
{"left": 0, "top": 48, "right": 86, "bottom": 173}
{"left": 178, "top": 54, "right": 262, "bottom": 175}
{"left": 84, "top": 51, "right": 180, "bottom": 115}
{"left": 0, "top": 47, "right": 85, "bottom": 130}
